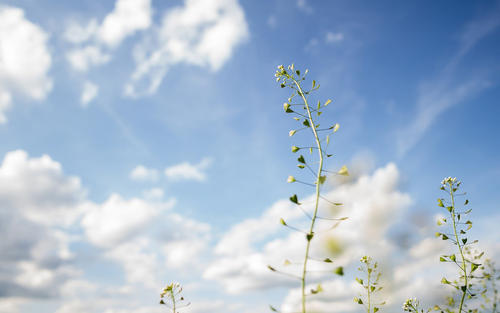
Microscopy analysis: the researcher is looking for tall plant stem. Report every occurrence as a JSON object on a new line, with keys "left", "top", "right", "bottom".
{"left": 294, "top": 80, "right": 324, "bottom": 313}
{"left": 449, "top": 183, "right": 468, "bottom": 313}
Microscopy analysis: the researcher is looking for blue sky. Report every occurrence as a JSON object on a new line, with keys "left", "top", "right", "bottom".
{"left": 0, "top": 1, "right": 499, "bottom": 313}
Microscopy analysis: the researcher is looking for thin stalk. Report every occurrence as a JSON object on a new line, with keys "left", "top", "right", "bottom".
{"left": 449, "top": 183, "right": 468, "bottom": 313}
{"left": 367, "top": 269, "right": 372, "bottom": 313}
{"left": 294, "top": 79, "right": 324, "bottom": 313}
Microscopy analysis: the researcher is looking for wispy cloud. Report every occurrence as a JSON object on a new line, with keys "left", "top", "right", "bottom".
{"left": 397, "top": 7, "right": 499, "bottom": 156}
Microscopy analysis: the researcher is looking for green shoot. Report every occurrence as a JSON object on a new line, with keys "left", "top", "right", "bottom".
{"left": 160, "top": 282, "right": 190, "bottom": 313}
{"left": 271, "top": 64, "right": 348, "bottom": 313}
{"left": 354, "top": 256, "right": 385, "bottom": 313}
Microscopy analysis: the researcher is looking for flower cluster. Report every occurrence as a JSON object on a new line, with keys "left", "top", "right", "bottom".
{"left": 402, "top": 298, "right": 419, "bottom": 312}
{"left": 441, "top": 176, "right": 460, "bottom": 186}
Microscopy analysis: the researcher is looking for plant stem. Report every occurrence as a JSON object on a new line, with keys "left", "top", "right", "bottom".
{"left": 367, "top": 268, "right": 371, "bottom": 313}
{"left": 449, "top": 183, "right": 468, "bottom": 313}
{"left": 294, "top": 79, "right": 324, "bottom": 313}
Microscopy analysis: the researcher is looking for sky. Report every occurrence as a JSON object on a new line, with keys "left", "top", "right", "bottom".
{"left": 0, "top": 0, "right": 499, "bottom": 312}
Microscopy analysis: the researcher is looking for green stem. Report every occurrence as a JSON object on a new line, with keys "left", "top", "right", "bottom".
{"left": 449, "top": 183, "right": 468, "bottom": 313}
{"left": 294, "top": 79, "right": 324, "bottom": 313}
{"left": 367, "top": 267, "right": 371, "bottom": 313}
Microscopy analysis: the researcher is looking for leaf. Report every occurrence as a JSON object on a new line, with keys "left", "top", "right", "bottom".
{"left": 466, "top": 220, "right": 472, "bottom": 230}
{"left": 280, "top": 218, "right": 287, "bottom": 226}
{"left": 326, "top": 135, "right": 330, "bottom": 145}
{"left": 318, "top": 175, "right": 326, "bottom": 185}
{"left": 287, "top": 176, "right": 296, "bottom": 183}
{"left": 289, "top": 130, "right": 297, "bottom": 136}
{"left": 298, "top": 155, "right": 306, "bottom": 164}
{"left": 324, "top": 99, "right": 332, "bottom": 106}
{"left": 334, "top": 266, "right": 344, "bottom": 276}
{"left": 333, "top": 123, "right": 340, "bottom": 133}
{"left": 317, "top": 100, "right": 320, "bottom": 110}
{"left": 337, "top": 165, "right": 349, "bottom": 176}
{"left": 289, "top": 194, "right": 300, "bottom": 204}
{"left": 471, "top": 263, "right": 480, "bottom": 272}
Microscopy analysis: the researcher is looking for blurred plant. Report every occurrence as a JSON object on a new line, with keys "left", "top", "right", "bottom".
{"left": 160, "top": 282, "right": 190, "bottom": 313}
{"left": 479, "top": 259, "right": 499, "bottom": 313}
{"left": 354, "top": 256, "right": 386, "bottom": 313}
{"left": 269, "top": 64, "right": 348, "bottom": 313}
{"left": 403, "top": 177, "right": 484, "bottom": 313}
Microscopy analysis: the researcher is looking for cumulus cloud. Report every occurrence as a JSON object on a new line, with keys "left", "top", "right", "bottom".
{"left": 164, "top": 158, "right": 212, "bottom": 182}
{"left": 0, "top": 150, "right": 86, "bottom": 226}
{"left": 0, "top": 6, "right": 52, "bottom": 123}
{"left": 125, "top": 0, "right": 249, "bottom": 96}
{"left": 0, "top": 151, "right": 84, "bottom": 299}
{"left": 64, "top": 0, "right": 152, "bottom": 71}
{"left": 205, "top": 163, "right": 412, "bottom": 294}
{"left": 129, "top": 165, "right": 159, "bottom": 182}
{"left": 81, "top": 194, "right": 175, "bottom": 247}
{"left": 80, "top": 81, "right": 99, "bottom": 106}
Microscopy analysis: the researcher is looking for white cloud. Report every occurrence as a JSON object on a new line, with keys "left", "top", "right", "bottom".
{"left": 0, "top": 6, "right": 52, "bottom": 123}
{"left": 0, "top": 150, "right": 86, "bottom": 226}
{"left": 0, "top": 150, "right": 84, "bottom": 299}
{"left": 129, "top": 164, "right": 159, "bottom": 182}
{"left": 325, "top": 32, "right": 344, "bottom": 43}
{"left": 164, "top": 158, "right": 212, "bottom": 182}
{"left": 297, "top": 0, "right": 313, "bottom": 14}
{"left": 66, "top": 45, "right": 111, "bottom": 72}
{"left": 81, "top": 193, "right": 175, "bottom": 247}
{"left": 125, "top": 0, "right": 249, "bottom": 96}
{"left": 97, "top": 0, "right": 152, "bottom": 48}
{"left": 142, "top": 187, "right": 164, "bottom": 200}
{"left": 64, "top": 0, "right": 152, "bottom": 71}
{"left": 204, "top": 163, "right": 412, "bottom": 294}
{"left": 80, "top": 80, "right": 99, "bottom": 106}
